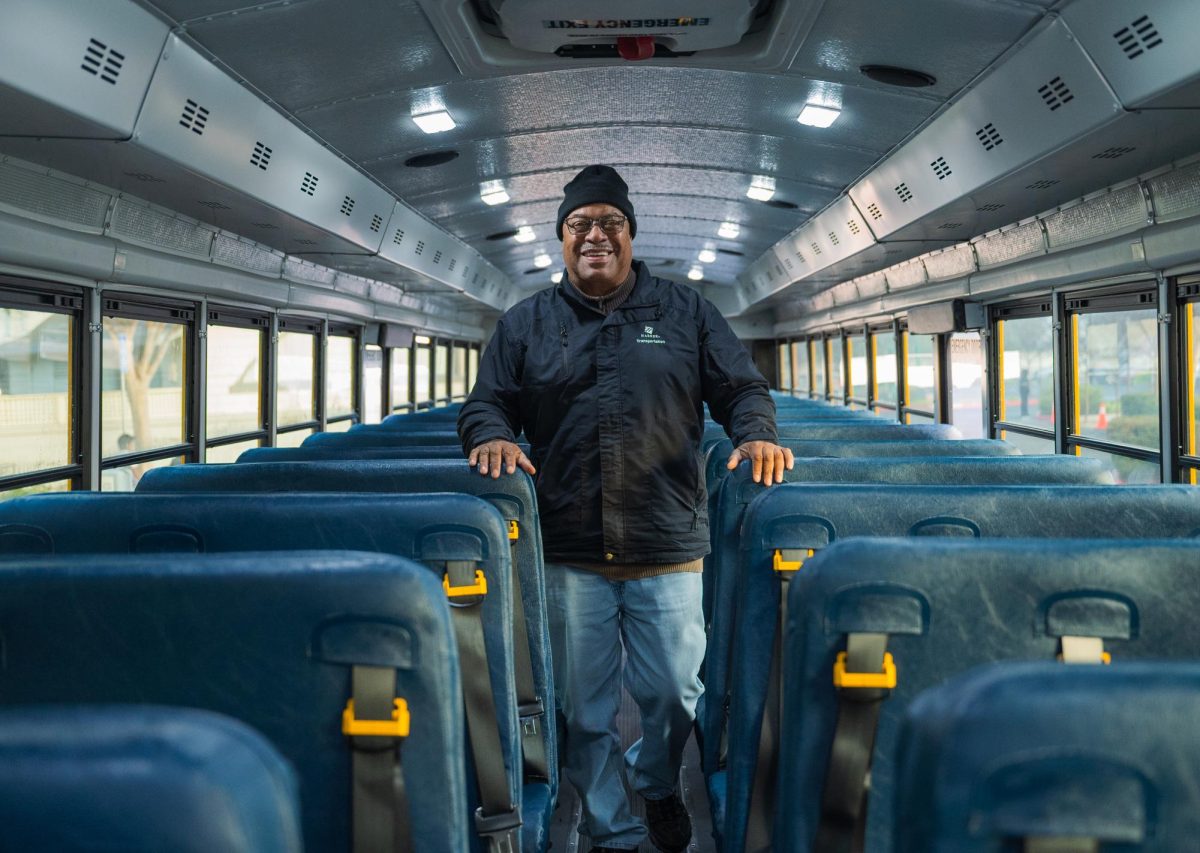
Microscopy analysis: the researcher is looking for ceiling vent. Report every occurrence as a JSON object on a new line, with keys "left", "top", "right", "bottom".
{"left": 81, "top": 38, "right": 123, "bottom": 85}
{"left": 1038, "top": 76, "right": 1074, "bottom": 111}
{"left": 1113, "top": 15, "right": 1162, "bottom": 60}
{"left": 931, "top": 157, "right": 952, "bottom": 180}
{"left": 976, "top": 123, "right": 1003, "bottom": 151}
{"left": 250, "top": 142, "right": 272, "bottom": 171}
{"left": 179, "top": 99, "right": 209, "bottom": 135}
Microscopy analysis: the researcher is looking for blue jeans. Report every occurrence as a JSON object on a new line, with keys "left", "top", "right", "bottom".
{"left": 545, "top": 564, "right": 706, "bottom": 848}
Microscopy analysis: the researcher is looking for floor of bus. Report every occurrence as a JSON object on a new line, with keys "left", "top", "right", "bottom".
{"left": 546, "top": 686, "right": 715, "bottom": 852}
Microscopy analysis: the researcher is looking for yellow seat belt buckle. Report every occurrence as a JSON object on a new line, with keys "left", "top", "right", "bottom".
{"left": 508, "top": 520, "right": 519, "bottom": 541}
{"left": 342, "top": 698, "right": 410, "bottom": 738}
{"left": 443, "top": 569, "right": 488, "bottom": 598}
{"left": 833, "top": 651, "right": 897, "bottom": 690}
{"left": 774, "top": 548, "right": 815, "bottom": 573}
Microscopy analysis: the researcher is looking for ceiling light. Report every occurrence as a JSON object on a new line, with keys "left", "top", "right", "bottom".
{"left": 479, "top": 180, "right": 509, "bottom": 206}
{"left": 797, "top": 104, "right": 841, "bottom": 128}
{"left": 411, "top": 109, "right": 456, "bottom": 134}
{"left": 698, "top": 248, "right": 717, "bottom": 264}
{"left": 414, "top": 335, "right": 431, "bottom": 345}
{"left": 551, "top": 271, "right": 563, "bottom": 283}
{"left": 688, "top": 265, "right": 704, "bottom": 281}
{"left": 718, "top": 221, "right": 740, "bottom": 239}
{"left": 514, "top": 226, "right": 536, "bottom": 243}
{"left": 747, "top": 176, "right": 776, "bottom": 202}
{"left": 534, "top": 253, "right": 552, "bottom": 268}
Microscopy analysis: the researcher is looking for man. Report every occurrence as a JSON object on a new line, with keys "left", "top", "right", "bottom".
{"left": 458, "top": 165, "right": 792, "bottom": 852}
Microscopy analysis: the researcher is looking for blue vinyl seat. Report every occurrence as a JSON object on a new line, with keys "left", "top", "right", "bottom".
{"left": 0, "top": 704, "right": 303, "bottom": 853}
{"left": 138, "top": 460, "right": 558, "bottom": 853}
{"left": 303, "top": 430, "right": 461, "bottom": 448}
{"left": 699, "top": 456, "right": 1112, "bottom": 795}
{"left": 238, "top": 444, "right": 526, "bottom": 463}
{"left": 0, "top": 493, "right": 520, "bottom": 853}
{"left": 381, "top": 404, "right": 462, "bottom": 426}
{"left": 727, "top": 485, "right": 1200, "bottom": 852}
{"left": 0, "top": 551, "right": 464, "bottom": 853}
{"left": 700, "top": 421, "right": 962, "bottom": 455}
{"left": 894, "top": 660, "right": 1200, "bottom": 852}
{"left": 777, "top": 540, "right": 1200, "bottom": 852}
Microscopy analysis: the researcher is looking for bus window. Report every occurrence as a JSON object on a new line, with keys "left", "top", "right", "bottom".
{"left": 829, "top": 336, "right": 845, "bottom": 403}
{"left": 789, "top": 341, "right": 803, "bottom": 398}
{"left": 363, "top": 344, "right": 382, "bottom": 424}
{"left": 277, "top": 331, "right": 315, "bottom": 428}
{"left": 904, "top": 332, "right": 936, "bottom": 423}
{"left": 391, "top": 347, "right": 411, "bottom": 411}
{"left": 451, "top": 343, "right": 467, "bottom": 400}
{"left": 1, "top": 306, "right": 73, "bottom": 478}
{"left": 812, "top": 339, "right": 827, "bottom": 400}
{"left": 848, "top": 333, "right": 867, "bottom": 406}
{"left": 949, "top": 332, "right": 984, "bottom": 438}
{"left": 996, "top": 314, "right": 1054, "bottom": 436}
{"left": 101, "top": 316, "right": 186, "bottom": 457}
{"left": 871, "top": 328, "right": 898, "bottom": 415}
{"left": 414, "top": 340, "right": 432, "bottom": 406}
{"left": 205, "top": 439, "right": 260, "bottom": 464}
{"left": 435, "top": 342, "right": 449, "bottom": 403}
{"left": 778, "top": 341, "right": 792, "bottom": 392}
{"left": 206, "top": 323, "right": 262, "bottom": 439}
{"left": 326, "top": 333, "right": 356, "bottom": 423}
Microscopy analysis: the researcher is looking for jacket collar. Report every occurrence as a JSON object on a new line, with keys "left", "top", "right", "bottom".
{"left": 557, "top": 260, "right": 660, "bottom": 313}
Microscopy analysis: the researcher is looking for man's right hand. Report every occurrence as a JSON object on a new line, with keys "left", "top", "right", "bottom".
{"left": 468, "top": 439, "right": 536, "bottom": 479}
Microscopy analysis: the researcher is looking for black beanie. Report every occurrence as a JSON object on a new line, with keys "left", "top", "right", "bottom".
{"left": 556, "top": 165, "right": 637, "bottom": 241}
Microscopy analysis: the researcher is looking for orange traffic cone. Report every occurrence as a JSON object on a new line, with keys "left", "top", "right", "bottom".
{"left": 1096, "top": 403, "right": 1108, "bottom": 430}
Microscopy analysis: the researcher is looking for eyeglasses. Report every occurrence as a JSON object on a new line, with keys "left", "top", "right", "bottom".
{"left": 563, "top": 215, "right": 627, "bottom": 236}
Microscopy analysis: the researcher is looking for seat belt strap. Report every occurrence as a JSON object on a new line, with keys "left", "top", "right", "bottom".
{"left": 508, "top": 530, "right": 549, "bottom": 781}
{"left": 445, "top": 560, "right": 521, "bottom": 853}
{"left": 743, "top": 548, "right": 811, "bottom": 851}
{"left": 815, "top": 632, "right": 894, "bottom": 853}
{"left": 345, "top": 664, "right": 412, "bottom": 853}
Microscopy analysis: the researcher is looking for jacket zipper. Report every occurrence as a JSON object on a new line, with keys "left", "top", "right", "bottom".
{"left": 559, "top": 322, "right": 569, "bottom": 371}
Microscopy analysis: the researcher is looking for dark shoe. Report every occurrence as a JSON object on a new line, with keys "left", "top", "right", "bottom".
{"left": 644, "top": 793, "right": 692, "bottom": 852}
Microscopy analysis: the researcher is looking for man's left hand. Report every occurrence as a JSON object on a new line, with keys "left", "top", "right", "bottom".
{"left": 726, "top": 441, "right": 795, "bottom": 485}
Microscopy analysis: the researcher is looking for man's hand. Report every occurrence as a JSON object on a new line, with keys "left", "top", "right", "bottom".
{"left": 726, "top": 440, "right": 795, "bottom": 485}
{"left": 468, "top": 439, "right": 536, "bottom": 479}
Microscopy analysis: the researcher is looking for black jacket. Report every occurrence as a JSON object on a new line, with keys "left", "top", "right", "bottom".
{"left": 458, "top": 261, "right": 776, "bottom": 563}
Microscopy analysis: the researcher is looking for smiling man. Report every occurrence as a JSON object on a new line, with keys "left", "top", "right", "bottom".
{"left": 458, "top": 164, "right": 791, "bottom": 852}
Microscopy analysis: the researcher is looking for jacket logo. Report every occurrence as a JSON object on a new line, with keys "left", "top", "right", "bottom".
{"left": 637, "top": 325, "right": 666, "bottom": 345}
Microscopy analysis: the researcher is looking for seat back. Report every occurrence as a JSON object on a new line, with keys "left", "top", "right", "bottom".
{"left": 139, "top": 460, "right": 557, "bottom": 799}
{"left": 895, "top": 660, "right": 1200, "bottom": 852}
{"left": 304, "top": 430, "right": 460, "bottom": 448}
{"left": 777, "top": 539, "right": 1200, "bottom": 852}
{"left": 0, "top": 551, "right": 465, "bottom": 853}
{"left": 238, "top": 445, "right": 478, "bottom": 462}
{"left": 699, "top": 455, "right": 1113, "bottom": 776}
{"left": 0, "top": 492, "right": 518, "bottom": 852}
{"left": 726, "top": 485, "right": 1200, "bottom": 852}
{"left": 0, "top": 704, "right": 303, "bottom": 853}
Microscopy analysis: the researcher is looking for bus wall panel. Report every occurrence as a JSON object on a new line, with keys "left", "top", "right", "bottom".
{"left": 0, "top": 0, "right": 168, "bottom": 139}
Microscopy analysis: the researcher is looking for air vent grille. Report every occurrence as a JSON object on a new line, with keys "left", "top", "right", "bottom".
{"left": 976, "top": 123, "right": 1003, "bottom": 151}
{"left": 197, "top": 200, "right": 230, "bottom": 210}
{"left": 1038, "top": 76, "right": 1074, "bottom": 111}
{"left": 867, "top": 203, "right": 883, "bottom": 221}
{"left": 1027, "top": 179, "right": 1061, "bottom": 190}
{"left": 924, "top": 244, "right": 976, "bottom": 282}
{"left": 1147, "top": 161, "right": 1200, "bottom": 222}
{"left": 370, "top": 214, "right": 383, "bottom": 233}
{"left": 976, "top": 203, "right": 1006, "bottom": 212}
{"left": 448, "top": 258, "right": 457, "bottom": 272}
{"left": 1044, "top": 184, "right": 1147, "bottom": 249}
{"left": 414, "top": 240, "right": 425, "bottom": 256}
{"left": 895, "top": 183, "right": 913, "bottom": 203}
{"left": 250, "top": 142, "right": 272, "bottom": 171}
{"left": 433, "top": 250, "right": 443, "bottom": 264}
{"left": 82, "top": 38, "right": 124, "bottom": 85}
{"left": 937, "top": 222, "right": 963, "bottom": 230}
{"left": 340, "top": 196, "right": 355, "bottom": 216}
{"left": 300, "top": 172, "right": 318, "bottom": 196}
{"left": 123, "top": 172, "right": 165, "bottom": 184}
{"left": 811, "top": 241, "right": 822, "bottom": 256}
{"left": 392, "top": 229, "right": 405, "bottom": 246}
{"left": 784, "top": 257, "right": 794, "bottom": 271}
{"left": 974, "top": 220, "right": 1045, "bottom": 267}
{"left": 847, "top": 219, "right": 861, "bottom": 236}
{"left": 252, "top": 222, "right": 277, "bottom": 229}
{"left": 179, "top": 99, "right": 210, "bottom": 135}
{"left": 295, "top": 239, "right": 317, "bottom": 246}
{"left": 829, "top": 232, "right": 840, "bottom": 246}
{"left": 931, "top": 157, "right": 952, "bottom": 180}
{"left": 1114, "top": 15, "right": 1162, "bottom": 60}
{"left": 1093, "top": 146, "right": 1136, "bottom": 160}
